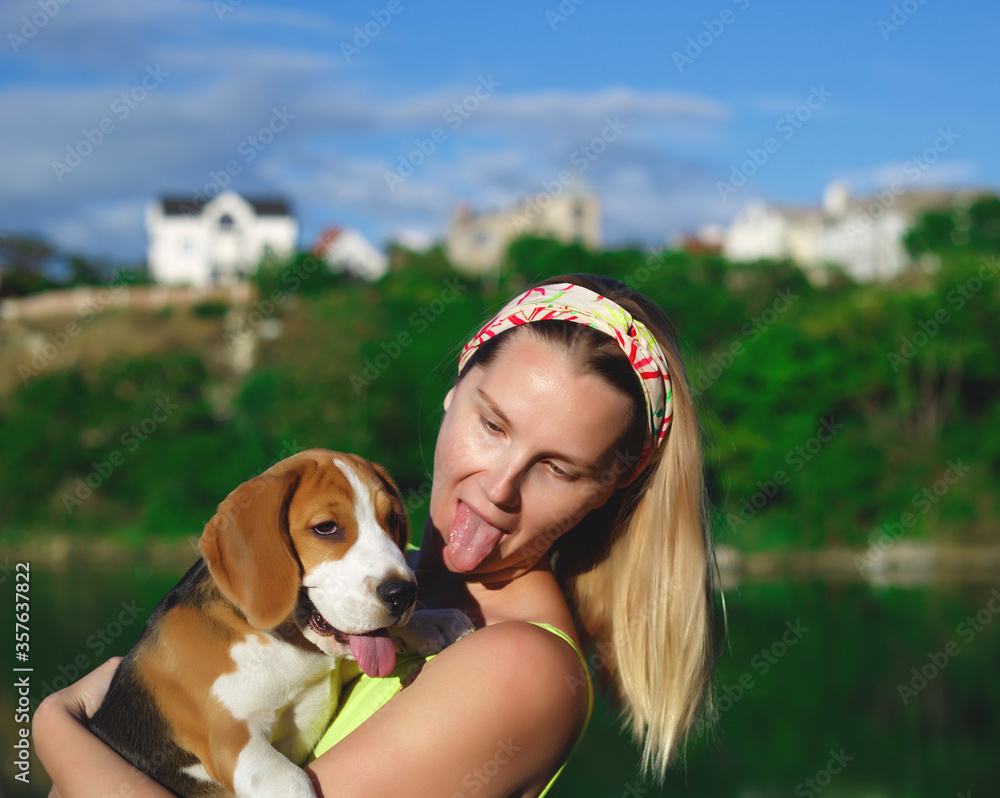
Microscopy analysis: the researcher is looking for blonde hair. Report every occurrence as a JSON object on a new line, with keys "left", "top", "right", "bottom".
{"left": 461, "top": 274, "right": 718, "bottom": 779}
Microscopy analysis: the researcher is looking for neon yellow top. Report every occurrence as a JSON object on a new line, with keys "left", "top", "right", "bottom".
{"left": 310, "top": 622, "right": 594, "bottom": 797}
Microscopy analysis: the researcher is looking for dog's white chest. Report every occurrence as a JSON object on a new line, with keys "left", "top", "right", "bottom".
{"left": 212, "top": 634, "right": 336, "bottom": 735}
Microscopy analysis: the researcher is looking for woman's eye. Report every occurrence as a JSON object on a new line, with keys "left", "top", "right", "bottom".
{"left": 482, "top": 417, "right": 502, "bottom": 434}
{"left": 547, "top": 462, "right": 577, "bottom": 480}
{"left": 312, "top": 521, "right": 339, "bottom": 536}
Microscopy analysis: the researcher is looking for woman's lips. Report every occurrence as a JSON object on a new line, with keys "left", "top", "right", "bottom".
{"left": 445, "top": 500, "right": 506, "bottom": 572}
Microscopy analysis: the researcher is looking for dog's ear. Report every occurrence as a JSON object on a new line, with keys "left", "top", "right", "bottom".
{"left": 368, "top": 460, "right": 410, "bottom": 549}
{"left": 199, "top": 468, "right": 303, "bottom": 630}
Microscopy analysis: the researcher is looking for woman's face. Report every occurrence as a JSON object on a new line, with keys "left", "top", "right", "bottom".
{"left": 429, "top": 333, "right": 636, "bottom": 581}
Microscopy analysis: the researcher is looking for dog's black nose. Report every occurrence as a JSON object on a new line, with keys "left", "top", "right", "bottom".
{"left": 377, "top": 580, "right": 417, "bottom": 613}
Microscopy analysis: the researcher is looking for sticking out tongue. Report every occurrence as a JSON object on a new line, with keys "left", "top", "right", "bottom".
{"left": 348, "top": 629, "right": 396, "bottom": 678}
{"left": 446, "top": 500, "right": 505, "bottom": 572}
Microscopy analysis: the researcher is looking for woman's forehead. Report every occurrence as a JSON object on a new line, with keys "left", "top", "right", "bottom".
{"left": 466, "top": 336, "right": 632, "bottom": 465}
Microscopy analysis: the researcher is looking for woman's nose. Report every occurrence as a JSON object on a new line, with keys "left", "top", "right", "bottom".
{"left": 481, "top": 458, "right": 521, "bottom": 511}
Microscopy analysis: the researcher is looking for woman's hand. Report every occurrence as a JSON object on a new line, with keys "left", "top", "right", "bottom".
{"left": 53, "top": 656, "right": 122, "bottom": 723}
{"left": 33, "top": 657, "right": 174, "bottom": 798}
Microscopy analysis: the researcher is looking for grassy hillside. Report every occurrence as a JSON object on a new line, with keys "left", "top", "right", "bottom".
{"left": 1, "top": 240, "right": 997, "bottom": 551}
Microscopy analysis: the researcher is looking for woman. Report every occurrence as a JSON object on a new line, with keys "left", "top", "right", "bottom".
{"left": 34, "top": 274, "right": 719, "bottom": 797}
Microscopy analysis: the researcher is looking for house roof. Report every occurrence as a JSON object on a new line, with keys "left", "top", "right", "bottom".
{"left": 312, "top": 227, "right": 343, "bottom": 255}
{"left": 159, "top": 195, "right": 292, "bottom": 217}
{"left": 863, "top": 188, "right": 981, "bottom": 216}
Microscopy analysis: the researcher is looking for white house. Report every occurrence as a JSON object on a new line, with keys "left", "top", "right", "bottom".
{"left": 723, "top": 201, "right": 825, "bottom": 268}
{"left": 446, "top": 190, "right": 601, "bottom": 274}
{"left": 723, "top": 182, "right": 981, "bottom": 281}
{"left": 312, "top": 227, "right": 388, "bottom": 282}
{"left": 146, "top": 191, "right": 298, "bottom": 287}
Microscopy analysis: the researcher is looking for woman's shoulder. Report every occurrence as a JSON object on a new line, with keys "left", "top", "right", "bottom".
{"left": 428, "top": 619, "right": 590, "bottom": 721}
{"left": 307, "top": 621, "right": 592, "bottom": 797}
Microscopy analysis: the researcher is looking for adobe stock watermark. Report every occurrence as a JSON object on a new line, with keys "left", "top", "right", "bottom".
{"left": 690, "top": 287, "right": 799, "bottom": 397}
{"left": 511, "top": 116, "right": 628, "bottom": 231}
{"left": 886, "top": 307, "right": 950, "bottom": 374}
{"left": 727, "top": 417, "right": 844, "bottom": 532}
{"left": 0, "top": 557, "right": 18, "bottom": 586}
{"left": 185, "top": 438, "right": 305, "bottom": 556}
{"left": 710, "top": 620, "right": 809, "bottom": 720}
{"left": 340, "top": 0, "right": 407, "bottom": 62}
{"left": 176, "top": 106, "right": 296, "bottom": 215}
{"left": 672, "top": 0, "right": 753, "bottom": 73}
{"left": 61, "top": 395, "right": 180, "bottom": 513}
{"left": 224, "top": 289, "right": 288, "bottom": 351}
{"left": 350, "top": 279, "right": 467, "bottom": 393}
{"left": 451, "top": 738, "right": 523, "bottom": 797}
{"left": 843, "top": 126, "right": 960, "bottom": 242}
{"left": 384, "top": 76, "right": 501, "bottom": 192}
{"left": 16, "top": 269, "right": 139, "bottom": 385}
{"left": 855, "top": 460, "right": 971, "bottom": 575}
{"left": 29, "top": 600, "right": 146, "bottom": 711}
{"left": 717, "top": 84, "right": 833, "bottom": 201}
{"left": 223, "top": 254, "right": 327, "bottom": 351}
{"left": 545, "top": 0, "right": 589, "bottom": 31}
{"left": 794, "top": 750, "right": 853, "bottom": 797}
{"left": 611, "top": 784, "right": 650, "bottom": 798}
{"left": 887, "top": 255, "right": 998, "bottom": 372}
{"left": 214, "top": 0, "right": 243, "bottom": 20}
{"left": 51, "top": 65, "right": 170, "bottom": 182}
{"left": 222, "top": 252, "right": 331, "bottom": 352}
{"left": 622, "top": 238, "right": 671, "bottom": 292}
{"left": 944, "top": 254, "right": 1000, "bottom": 312}
{"left": 877, "top": 0, "right": 931, "bottom": 41}
{"left": 897, "top": 588, "right": 1000, "bottom": 706}
{"left": 7, "top": 0, "right": 71, "bottom": 53}
{"left": 525, "top": 446, "right": 644, "bottom": 577}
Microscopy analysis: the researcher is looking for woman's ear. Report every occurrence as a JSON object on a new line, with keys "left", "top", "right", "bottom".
{"left": 443, "top": 386, "right": 456, "bottom": 412}
{"left": 618, "top": 466, "right": 642, "bottom": 489}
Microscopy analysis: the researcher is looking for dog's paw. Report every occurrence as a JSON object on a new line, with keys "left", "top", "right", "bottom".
{"left": 232, "top": 742, "right": 319, "bottom": 798}
{"left": 391, "top": 608, "right": 476, "bottom": 657}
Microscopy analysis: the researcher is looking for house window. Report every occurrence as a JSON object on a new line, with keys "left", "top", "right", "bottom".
{"left": 573, "top": 201, "right": 585, "bottom": 218}
{"left": 219, "top": 214, "right": 235, "bottom": 229}
{"left": 474, "top": 232, "right": 492, "bottom": 247}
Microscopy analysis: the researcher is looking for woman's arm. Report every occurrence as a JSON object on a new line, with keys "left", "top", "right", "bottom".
{"left": 35, "top": 623, "right": 587, "bottom": 798}
{"left": 33, "top": 657, "right": 175, "bottom": 798}
{"left": 307, "top": 621, "right": 589, "bottom": 798}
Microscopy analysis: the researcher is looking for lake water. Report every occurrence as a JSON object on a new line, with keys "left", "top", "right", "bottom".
{"left": 5, "top": 561, "right": 997, "bottom": 797}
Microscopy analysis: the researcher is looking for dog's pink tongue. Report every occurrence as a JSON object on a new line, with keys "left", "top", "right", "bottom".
{"left": 348, "top": 629, "right": 396, "bottom": 678}
{"left": 446, "top": 501, "right": 504, "bottom": 572}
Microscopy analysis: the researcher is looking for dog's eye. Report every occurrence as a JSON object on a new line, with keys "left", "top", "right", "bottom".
{"left": 312, "top": 521, "right": 339, "bottom": 536}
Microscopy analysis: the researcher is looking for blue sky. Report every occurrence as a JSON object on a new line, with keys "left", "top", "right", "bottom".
{"left": 1, "top": 0, "right": 996, "bottom": 262}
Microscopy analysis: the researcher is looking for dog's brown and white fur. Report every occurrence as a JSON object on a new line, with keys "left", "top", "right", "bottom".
{"left": 90, "top": 449, "right": 471, "bottom": 798}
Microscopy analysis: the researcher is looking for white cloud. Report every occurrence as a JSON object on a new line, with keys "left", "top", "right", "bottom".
{"left": 831, "top": 159, "right": 981, "bottom": 194}
{"left": 0, "top": 4, "right": 731, "bottom": 257}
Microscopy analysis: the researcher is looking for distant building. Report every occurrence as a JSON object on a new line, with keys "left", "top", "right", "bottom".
{"left": 446, "top": 191, "right": 600, "bottom": 273}
{"left": 675, "top": 224, "right": 724, "bottom": 256}
{"left": 723, "top": 182, "right": 983, "bottom": 281}
{"left": 312, "top": 227, "right": 388, "bottom": 282}
{"left": 146, "top": 191, "right": 297, "bottom": 287}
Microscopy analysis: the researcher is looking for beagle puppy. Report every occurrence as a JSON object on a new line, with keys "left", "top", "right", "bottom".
{"left": 89, "top": 449, "right": 471, "bottom": 798}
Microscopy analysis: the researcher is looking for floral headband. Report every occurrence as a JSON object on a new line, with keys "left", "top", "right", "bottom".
{"left": 458, "top": 282, "right": 672, "bottom": 469}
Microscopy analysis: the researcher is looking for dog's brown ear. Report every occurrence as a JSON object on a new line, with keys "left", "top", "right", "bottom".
{"left": 368, "top": 460, "right": 410, "bottom": 549}
{"left": 199, "top": 469, "right": 302, "bottom": 630}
